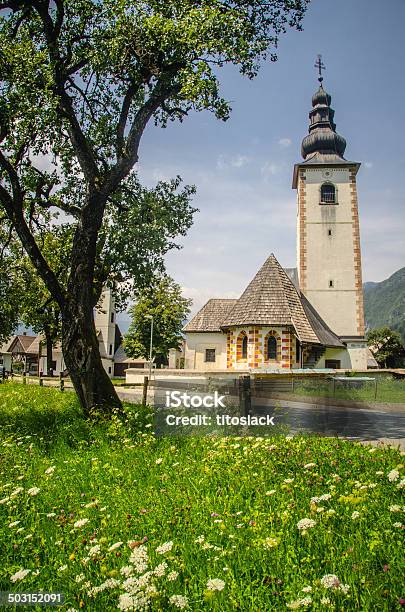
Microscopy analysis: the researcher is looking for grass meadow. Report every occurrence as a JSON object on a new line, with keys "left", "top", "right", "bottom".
{"left": 0, "top": 382, "right": 404, "bottom": 611}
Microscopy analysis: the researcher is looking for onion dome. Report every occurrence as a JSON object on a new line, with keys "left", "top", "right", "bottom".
{"left": 301, "top": 84, "right": 346, "bottom": 160}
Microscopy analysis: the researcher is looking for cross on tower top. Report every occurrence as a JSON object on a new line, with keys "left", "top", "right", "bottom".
{"left": 314, "top": 54, "right": 326, "bottom": 83}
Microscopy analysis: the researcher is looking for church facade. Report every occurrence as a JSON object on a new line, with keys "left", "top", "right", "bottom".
{"left": 183, "top": 75, "right": 368, "bottom": 371}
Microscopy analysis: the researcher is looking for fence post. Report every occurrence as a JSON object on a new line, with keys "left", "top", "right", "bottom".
{"left": 23, "top": 372, "right": 27, "bottom": 385}
{"left": 332, "top": 377, "right": 336, "bottom": 397}
{"left": 142, "top": 376, "right": 149, "bottom": 407}
{"left": 374, "top": 378, "right": 378, "bottom": 401}
{"left": 239, "top": 375, "right": 251, "bottom": 418}
{"left": 59, "top": 373, "right": 64, "bottom": 392}
{"left": 39, "top": 372, "right": 43, "bottom": 387}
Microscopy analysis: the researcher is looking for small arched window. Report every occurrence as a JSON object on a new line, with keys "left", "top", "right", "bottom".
{"left": 320, "top": 182, "right": 336, "bottom": 204}
{"left": 241, "top": 335, "right": 248, "bottom": 359}
{"left": 266, "top": 336, "right": 277, "bottom": 360}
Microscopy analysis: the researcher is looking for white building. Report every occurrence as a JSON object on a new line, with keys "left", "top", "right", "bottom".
{"left": 183, "top": 72, "right": 369, "bottom": 372}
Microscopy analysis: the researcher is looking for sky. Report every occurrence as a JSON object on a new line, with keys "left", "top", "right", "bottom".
{"left": 120, "top": 0, "right": 405, "bottom": 330}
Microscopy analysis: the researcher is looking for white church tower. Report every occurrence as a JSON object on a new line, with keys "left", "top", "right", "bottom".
{"left": 94, "top": 289, "right": 117, "bottom": 376}
{"left": 292, "top": 57, "right": 367, "bottom": 369}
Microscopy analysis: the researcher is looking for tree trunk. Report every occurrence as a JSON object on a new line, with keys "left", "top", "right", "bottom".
{"left": 43, "top": 325, "right": 54, "bottom": 376}
{"left": 61, "top": 299, "right": 122, "bottom": 416}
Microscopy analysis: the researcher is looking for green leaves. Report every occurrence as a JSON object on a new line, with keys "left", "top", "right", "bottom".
{"left": 124, "top": 275, "right": 191, "bottom": 365}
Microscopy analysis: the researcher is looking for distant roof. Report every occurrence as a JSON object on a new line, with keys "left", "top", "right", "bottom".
{"left": 113, "top": 344, "right": 146, "bottom": 364}
{"left": 183, "top": 299, "right": 238, "bottom": 333}
{"left": 220, "top": 254, "right": 319, "bottom": 344}
{"left": 7, "top": 335, "right": 37, "bottom": 354}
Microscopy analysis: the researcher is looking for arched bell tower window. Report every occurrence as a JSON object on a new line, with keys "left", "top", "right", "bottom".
{"left": 320, "top": 182, "right": 336, "bottom": 204}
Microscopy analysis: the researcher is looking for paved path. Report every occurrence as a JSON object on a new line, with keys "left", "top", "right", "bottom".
{"left": 116, "top": 389, "right": 405, "bottom": 449}
{"left": 254, "top": 399, "right": 405, "bottom": 446}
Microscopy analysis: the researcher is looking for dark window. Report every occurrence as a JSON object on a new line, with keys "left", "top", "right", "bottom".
{"left": 241, "top": 335, "right": 248, "bottom": 359}
{"left": 51, "top": 360, "right": 57, "bottom": 370}
{"left": 109, "top": 344, "right": 113, "bottom": 355}
{"left": 328, "top": 229, "right": 332, "bottom": 236}
{"left": 325, "top": 359, "right": 341, "bottom": 369}
{"left": 111, "top": 312, "right": 114, "bottom": 323}
{"left": 329, "top": 280, "right": 334, "bottom": 288}
{"left": 296, "top": 339, "right": 301, "bottom": 363}
{"left": 266, "top": 336, "right": 277, "bottom": 360}
{"left": 108, "top": 366, "right": 112, "bottom": 374}
{"left": 320, "top": 183, "right": 336, "bottom": 204}
{"left": 205, "top": 348, "right": 216, "bottom": 363}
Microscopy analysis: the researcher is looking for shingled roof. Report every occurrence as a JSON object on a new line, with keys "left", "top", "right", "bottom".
{"left": 220, "top": 254, "right": 319, "bottom": 343}
{"left": 183, "top": 299, "right": 237, "bottom": 333}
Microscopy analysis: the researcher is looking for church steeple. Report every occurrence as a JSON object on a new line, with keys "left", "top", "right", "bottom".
{"left": 301, "top": 56, "right": 347, "bottom": 161}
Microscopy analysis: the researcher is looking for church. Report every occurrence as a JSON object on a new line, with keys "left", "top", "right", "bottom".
{"left": 183, "top": 69, "right": 368, "bottom": 372}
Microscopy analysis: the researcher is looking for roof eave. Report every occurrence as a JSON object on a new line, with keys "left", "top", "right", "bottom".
{"left": 292, "top": 160, "right": 361, "bottom": 188}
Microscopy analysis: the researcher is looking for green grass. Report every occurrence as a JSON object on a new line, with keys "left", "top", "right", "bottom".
{"left": 292, "top": 376, "right": 405, "bottom": 404}
{"left": 0, "top": 383, "right": 404, "bottom": 611}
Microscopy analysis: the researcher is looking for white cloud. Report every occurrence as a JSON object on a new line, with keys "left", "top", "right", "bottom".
{"left": 216, "top": 154, "right": 250, "bottom": 170}
{"left": 260, "top": 161, "right": 282, "bottom": 178}
{"left": 278, "top": 138, "right": 292, "bottom": 148}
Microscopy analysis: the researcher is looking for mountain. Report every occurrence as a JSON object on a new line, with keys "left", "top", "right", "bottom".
{"left": 363, "top": 267, "right": 405, "bottom": 344}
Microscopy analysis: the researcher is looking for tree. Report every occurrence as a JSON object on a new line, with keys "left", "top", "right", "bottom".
{"left": 17, "top": 228, "right": 71, "bottom": 376}
{"left": 124, "top": 276, "right": 191, "bottom": 367}
{"left": 0, "top": 0, "right": 309, "bottom": 415}
{"left": 367, "top": 327, "right": 405, "bottom": 369}
{"left": 0, "top": 220, "right": 22, "bottom": 344}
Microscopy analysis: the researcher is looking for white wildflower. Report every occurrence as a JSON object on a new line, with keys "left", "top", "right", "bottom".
{"left": 388, "top": 469, "right": 400, "bottom": 482}
{"left": 393, "top": 522, "right": 403, "bottom": 528}
{"left": 27, "top": 487, "right": 40, "bottom": 496}
{"left": 263, "top": 537, "right": 279, "bottom": 549}
{"left": 321, "top": 574, "right": 340, "bottom": 589}
{"left": 265, "top": 490, "right": 276, "bottom": 496}
{"left": 129, "top": 545, "right": 148, "bottom": 573}
{"left": 284, "top": 478, "right": 294, "bottom": 484}
{"left": 10, "top": 487, "right": 24, "bottom": 498}
{"left": 153, "top": 562, "right": 167, "bottom": 577}
{"left": 117, "top": 593, "right": 139, "bottom": 611}
{"left": 88, "top": 544, "right": 101, "bottom": 557}
{"left": 304, "top": 463, "right": 316, "bottom": 469}
{"left": 73, "top": 518, "right": 89, "bottom": 528}
{"left": 351, "top": 512, "right": 360, "bottom": 520}
{"left": 297, "top": 518, "right": 316, "bottom": 531}
{"left": 46, "top": 512, "right": 56, "bottom": 518}
{"left": 58, "top": 565, "right": 68, "bottom": 573}
{"left": 10, "top": 568, "right": 30, "bottom": 583}
{"left": 320, "top": 597, "right": 331, "bottom": 605}
{"left": 195, "top": 535, "right": 205, "bottom": 544}
{"left": 167, "top": 571, "right": 179, "bottom": 581}
{"left": 155, "top": 541, "right": 173, "bottom": 555}
{"left": 120, "top": 566, "right": 134, "bottom": 577}
{"left": 155, "top": 458, "right": 163, "bottom": 465}
{"left": 8, "top": 520, "right": 21, "bottom": 528}
{"left": 169, "top": 595, "right": 188, "bottom": 609}
{"left": 108, "top": 541, "right": 123, "bottom": 552}
{"left": 84, "top": 500, "right": 99, "bottom": 508}
{"left": 75, "top": 573, "right": 85, "bottom": 583}
{"left": 397, "top": 478, "right": 405, "bottom": 489}
{"left": 389, "top": 505, "right": 401, "bottom": 512}
{"left": 302, "top": 586, "right": 312, "bottom": 593}
{"left": 45, "top": 466, "right": 56, "bottom": 475}
{"left": 206, "top": 578, "right": 225, "bottom": 591}
{"left": 0, "top": 497, "right": 10, "bottom": 504}
{"left": 339, "top": 584, "right": 350, "bottom": 595}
